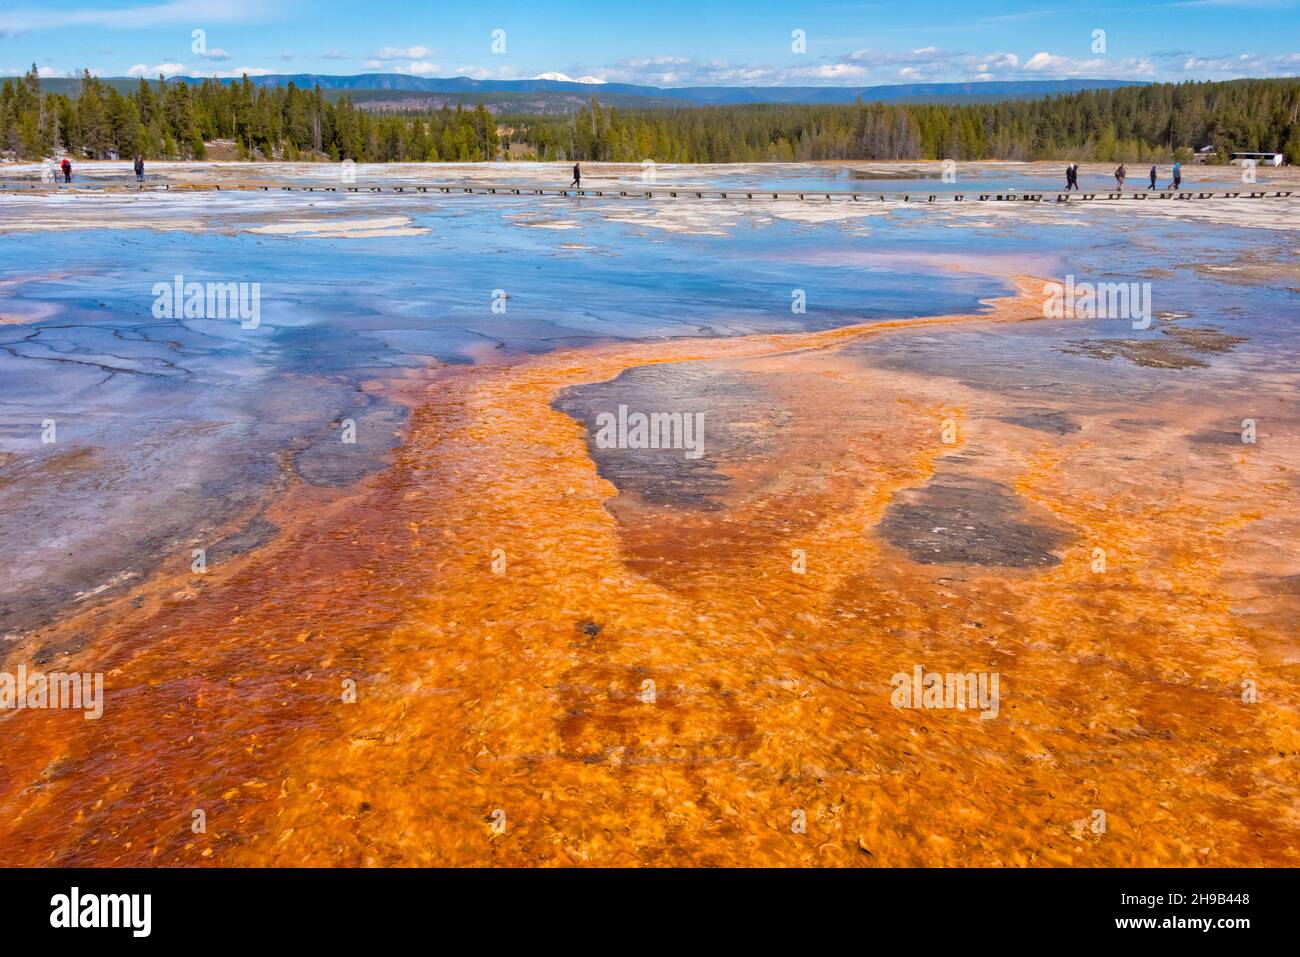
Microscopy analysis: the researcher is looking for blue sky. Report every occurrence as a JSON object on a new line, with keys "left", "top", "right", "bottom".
{"left": 2, "top": 0, "right": 1298, "bottom": 85}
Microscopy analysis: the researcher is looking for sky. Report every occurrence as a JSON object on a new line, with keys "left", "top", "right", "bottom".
{"left": 1, "top": 0, "right": 1299, "bottom": 87}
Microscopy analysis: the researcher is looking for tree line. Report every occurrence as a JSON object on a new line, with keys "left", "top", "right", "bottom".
{"left": 3, "top": 67, "right": 1297, "bottom": 165}
{"left": 0, "top": 68, "right": 498, "bottom": 162}
{"left": 525, "top": 78, "right": 1300, "bottom": 164}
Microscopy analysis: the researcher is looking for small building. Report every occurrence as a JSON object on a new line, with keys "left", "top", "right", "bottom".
{"left": 1230, "top": 151, "right": 1285, "bottom": 167}
{"left": 1193, "top": 145, "right": 1216, "bottom": 164}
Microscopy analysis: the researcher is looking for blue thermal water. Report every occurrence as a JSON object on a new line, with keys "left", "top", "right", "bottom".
{"left": 0, "top": 179, "right": 1295, "bottom": 635}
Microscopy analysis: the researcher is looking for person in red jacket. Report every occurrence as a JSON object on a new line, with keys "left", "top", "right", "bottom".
{"left": 60, "top": 158, "right": 71, "bottom": 183}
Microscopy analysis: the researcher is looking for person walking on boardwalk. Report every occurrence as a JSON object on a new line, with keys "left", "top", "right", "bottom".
{"left": 1114, "top": 164, "right": 1126, "bottom": 191}
{"left": 1171, "top": 161, "right": 1182, "bottom": 190}
{"left": 570, "top": 162, "right": 581, "bottom": 188}
{"left": 134, "top": 155, "right": 145, "bottom": 182}
{"left": 1064, "top": 164, "right": 1074, "bottom": 190}
{"left": 1148, "top": 164, "right": 1157, "bottom": 190}
{"left": 60, "top": 158, "right": 71, "bottom": 183}
{"left": 1068, "top": 163, "right": 1080, "bottom": 191}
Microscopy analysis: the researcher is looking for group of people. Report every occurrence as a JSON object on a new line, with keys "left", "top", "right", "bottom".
{"left": 47, "top": 155, "right": 146, "bottom": 185}
{"left": 1067, "top": 161, "right": 1183, "bottom": 192}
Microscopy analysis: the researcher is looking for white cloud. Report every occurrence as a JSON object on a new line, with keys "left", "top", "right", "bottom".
{"left": 205, "top": 48, "right": 231, "bottom": 61}
{"left": 360, "top": 59, "right": 445, "bottom": 76}
{"left": 798, "top": 63, "right": 871, "bottom": 79}
{"left": 1023, "top": 51, "right": 1156, "bottom": 77}
{"left": 826, "top": 46, "right": 1152, "bottom": 83}
{"left": 1174, "top": 51, "right": 1300, "bottom": 77}
{"left": 372, "top": 45, "right": 430, "bottom": 60}
{"left": 1023, "top": 52, "right": 1061, "bottom": 71}
{"left": 847, "top": 47, "right": 1020, "bottom": 74}
{"left": 591, "top": 57, "right": 783, "bottom": 86}
{"left": 184, "top": 65, "right": 274, "bottom": 78}
{"left": 0, "top": 65, "right": 89, "bottom": 76}
{"left": 128, "top": 62, "right": 187, "bottom": 77}
{"left": 452, "top": 64, "right": 525, "bottom": 80}
{"left": 541, "top": 44, "right": 1297, "bottom": 88}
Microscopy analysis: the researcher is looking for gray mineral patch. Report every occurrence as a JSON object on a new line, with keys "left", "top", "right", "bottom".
{"left": 554, "top": 363, "right": 791, "bottom": 510}
{"left": 877, "top": 470, "right": 1067, "bottom": 568}
{"left": 996, "top": 410, "right": 1081, "bottom": 435}
{"left": 209, "top": 515, "right": 280, "bottom": 563}
{"left": 294, "top": 401, "right": 408, "bottom": 487}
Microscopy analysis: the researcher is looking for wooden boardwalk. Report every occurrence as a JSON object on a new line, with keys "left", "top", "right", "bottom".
{"left": 2, "top": 181, "right": 1294, "bottom": 203}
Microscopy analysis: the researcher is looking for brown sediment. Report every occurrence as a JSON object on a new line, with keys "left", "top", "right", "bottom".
{"left": 0, "top": 274, "right": 1297, "bottom": 867}
{"left": 1192, "top": 248, "right": 1300, "bottom": 288}
{"left": 1062, "top": 325, "right": 1248, "bottom": 369}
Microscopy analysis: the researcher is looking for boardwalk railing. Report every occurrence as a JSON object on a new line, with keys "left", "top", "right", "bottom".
{"left": 1, "top": 182, "right": 1294, "bottom": 203}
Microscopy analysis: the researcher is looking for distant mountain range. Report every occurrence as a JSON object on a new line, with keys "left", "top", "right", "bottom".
{"left": 172, "top": 73, "right": 1148, "bottom": 104}
{"left": 17, "top": 73, "right": 1149, "bottom": 113}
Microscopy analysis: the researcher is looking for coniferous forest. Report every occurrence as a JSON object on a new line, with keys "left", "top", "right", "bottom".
{"left": 2, "top": 67, "right": 1298, "bottom": 165}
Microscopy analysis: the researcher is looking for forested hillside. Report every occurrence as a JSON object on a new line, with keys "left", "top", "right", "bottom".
{"left": 2, "top": 67, "right": 1297, "bottom": 165}
{"left": 537, "top": 79, "right": 1300, "bottom": 164}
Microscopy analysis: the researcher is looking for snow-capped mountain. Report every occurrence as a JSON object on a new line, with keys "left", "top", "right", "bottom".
{"left": 532, "top": 72, "right": 607, "bottom": 84}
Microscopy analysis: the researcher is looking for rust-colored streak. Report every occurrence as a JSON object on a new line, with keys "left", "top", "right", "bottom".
{"left": 1, "top": 275, "right": 1296, "bottom": 867}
